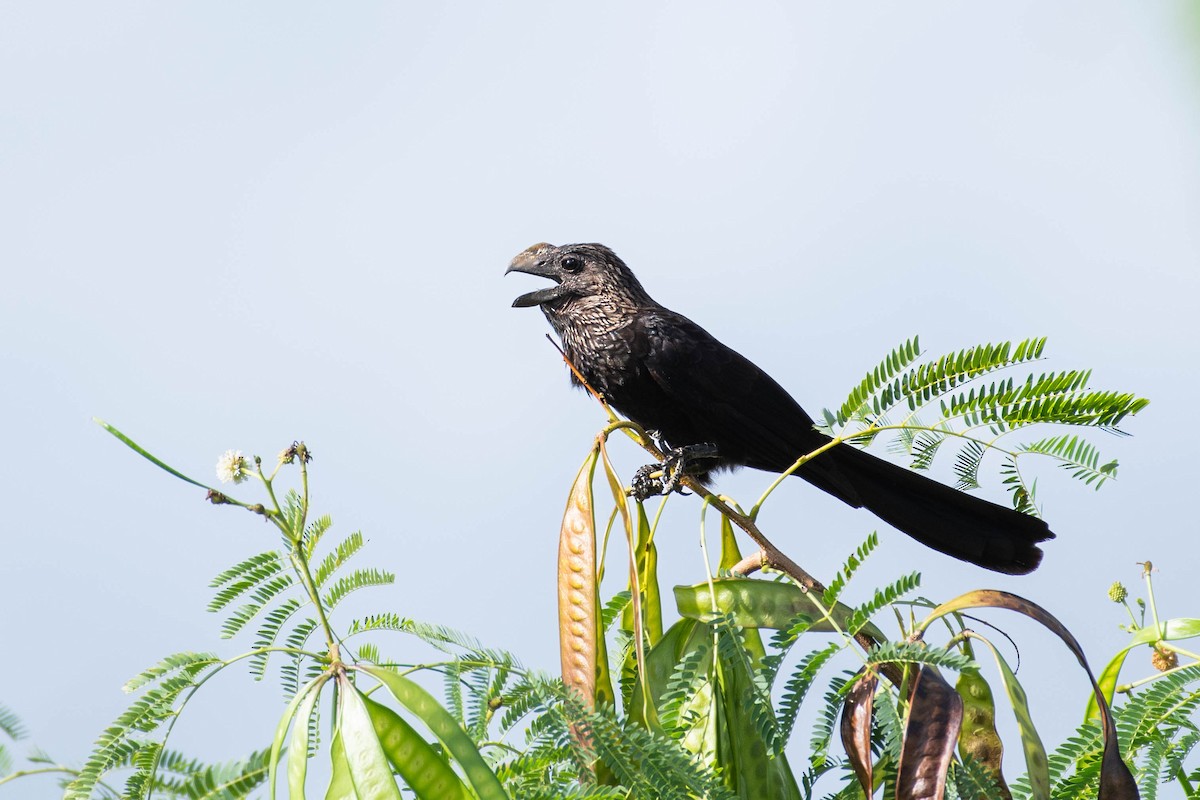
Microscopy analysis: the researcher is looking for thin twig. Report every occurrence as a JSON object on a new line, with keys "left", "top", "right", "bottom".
{"left": 730, "top": 552, "right": 766, "bottom": 577}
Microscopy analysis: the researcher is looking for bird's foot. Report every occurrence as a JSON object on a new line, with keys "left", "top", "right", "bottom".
{"left": 629, "top": 443, "right": 719, "bottom": 501}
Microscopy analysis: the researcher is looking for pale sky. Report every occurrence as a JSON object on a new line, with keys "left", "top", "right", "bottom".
{"left": 3, "top": 3, "right": 1198, "bottom": 796}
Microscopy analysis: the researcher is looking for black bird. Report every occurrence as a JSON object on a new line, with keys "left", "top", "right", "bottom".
{"left": 507, "top": 242, "right": 1054, "bottom": 574}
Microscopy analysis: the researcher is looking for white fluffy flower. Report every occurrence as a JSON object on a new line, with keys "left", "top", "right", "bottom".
{"left": 216, "top": 449, "right": 249, "bottom": 484}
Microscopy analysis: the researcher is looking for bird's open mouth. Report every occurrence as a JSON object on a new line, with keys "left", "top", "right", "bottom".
{"left": 510, "top": 282, "right": 564, "bottom": 308}
{"left": 506, "top": 243, "right": 565, "bottom": 308}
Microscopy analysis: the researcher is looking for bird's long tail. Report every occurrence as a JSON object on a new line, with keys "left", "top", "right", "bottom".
{"left": 811, "top": 444, "right": 1054, "bottom": 575}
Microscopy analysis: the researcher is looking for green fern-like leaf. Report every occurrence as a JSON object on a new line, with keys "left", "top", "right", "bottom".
{"left": 865, "top": 641, "right": 972, "bottom": 672}
{"left": 821, "top": 532, "right": 880, "bottom": 608}
{"left": 845, "top": 572, "right": 921, "bottom": 634}
{"left": 497, "top": 680, "right": 553, "bottom": 733}
{"left": 123, "top": 652, "right": 221, "bottom": 693}
{"left": 601, "top": 591, "right": 632, "bottom": 632}
{"left": 809, "top": 672, "right": 852, "bottom": 768}
{"left": 905, "top": 338, "right": 1045, "bottom": 412}
{"left": 280, "top": 618, "right": 319, "bottom": 697}
{"left": 952, "top": 440, "right": 986, "bottom": 491}
{"left": 280, "top": 490, "right": 304, "bottom": 542}
{"left": 247, "top": 597, "right": 305, "bottom": 680}
{"left": 873, "top": 689, "right": 904, "bottom": 763}
{"left": 941, "top": 369, "right": 1090, "bottom": 430}
{"left": 210, "top": 550, "right": 281, "bottom": 588}
{"left": 1044, "top": 389, "right": 1147, "bottom": 429}
{"left": 1161, "top": 730, "right": 1200, "bottom": 792}
{"left": 842, "top": 337, "right": 1046, "bottom": 430}
{"left": 950, "top": 756, "right": 1008, "bottom": 800}
{"left": 836, "top": 336, "right": 922, "bottom": 426}
{"left": 1120, "top": 664, "right": 1200, "bottom": 748}
{"left": 713, "top": 617, "right": 782, "bottom": 753}
{"left": 577, "top": 704, "right": 737, "bottom": 800}
{"left": 1018, "top": 434, "right": 1119, "bottom": 489}
{"left": 148, "top": 747, "right": 206, "bottom": 794}
{"left": 346, "top": 612, "right": 410, "bottom": 635}
{"left": 122, "top": 740, "right": 162, "bottom": 800}
{"left": 66, "top": 661, "right": 222, "bottom": 800}
{"left": 1137, "top": 735, "right": 1169, "bottom": 800}
{"left": 354, "top": 642, "right": 379, "bottom": 665}
{"left": 909, "top": 430, "right": 947, "bottom": 471}
{"left": 301, "top": 513, "right": 333, "bottom": 558}
{"left": 158, "top": 747, "right": 271, "bottom": 800}
{"left": 312, "top": 531, "right": 363, "bottom": 587}
{"left": 0, "top": 705, "right": 27, "bottom": 742}
{"left": 207, "top": 552, "right": 285, "bottom": 612}
{"left": 321, "top": 567, "right": 395, "bottom": 609}
{"left": 658, "top": 639, "right": 713, "bottom": 735}
{"left": 775, "top": 641, "right": 842, "bottom": 752}
{"left": 999, "top": 454, "right": 1039, "bottom": 515}
{"left": 217, "top": 574, "right": 295, "bottom": 639}
{"left": 762, "top": 612, "right": 820, "bottom": 686}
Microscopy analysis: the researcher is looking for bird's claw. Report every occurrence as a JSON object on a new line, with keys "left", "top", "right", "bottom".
{"left": 630, "top": 464, "right": 666, "bottom": 501}
{"left": 628, "top": 443, "right": 719, "bottom": 501}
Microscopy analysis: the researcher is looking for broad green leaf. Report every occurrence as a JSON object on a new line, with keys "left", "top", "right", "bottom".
{"left": 288, "top": 684, "right": 322, "bottom": 799}
{"left": 674, "top": 578, "right": 886, "bottom": 642}
{"left": 718, "top": 514, "right": 765, "bottom": 666}
{"left": 338, "top": 679, "right": 402, "bottom": 800}
{"left": 363, "top": 697, "right": 469, "bottom": 800}
{"left": 1089, "top": 650, "right": 1133, "bottom": 724}
{"left": 93, "top": 418, "right": 217, "bottom": 491}
{"left": 955, "top": 666, "right": 1009, "bottom": 798}
{"left": 972, "top": 638, "right": 1047, "bottom": 800}
{"left": 269, "top": 675, "right": 327, "bottom": 800}
{"left": 632, "top": 618, "right": 701, "bottom": 725}
{"left": 630, "top": 503, "right": 663, "bottom": 646}
{"left": 1086, "top": 616, "right": 1200, "bottom": 720}
{"left": 717, "top": 626, "right": 803, "bottom": 800}
{"left": 599, "top": 440, "right": 637, "bottom": 709}
{"left": 325, "top": 728, "right": 356, "bottom": 800}
{"left": 361, "top": 665, "right": 509, "bottom": 800}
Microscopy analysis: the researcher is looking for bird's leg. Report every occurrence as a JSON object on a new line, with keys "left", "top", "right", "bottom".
{"left": 629, "top": 443, "right": 719, "bottom": 500}
{"left": 661, "top": 443, "right": 719, "bottom": 494}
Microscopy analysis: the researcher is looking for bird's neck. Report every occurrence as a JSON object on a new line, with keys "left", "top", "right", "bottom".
{"left": 543, "top": 295, "right": 642, "bottom": 386}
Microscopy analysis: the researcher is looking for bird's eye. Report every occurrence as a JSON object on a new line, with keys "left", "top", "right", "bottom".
{"left": 561, "top": 256, "right": 583, "bottom": 273}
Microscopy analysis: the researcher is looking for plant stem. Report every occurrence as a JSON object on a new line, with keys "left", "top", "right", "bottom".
{"left": 286, "top": 450, "right": 337, "bottom": 656}
{"left": 1144, "top": 567, "right": 1162, "bottom": 633}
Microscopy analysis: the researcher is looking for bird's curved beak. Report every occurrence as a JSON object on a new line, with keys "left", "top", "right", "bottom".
{"left": 507, "top": 243, "right": 565, "bottom": 308}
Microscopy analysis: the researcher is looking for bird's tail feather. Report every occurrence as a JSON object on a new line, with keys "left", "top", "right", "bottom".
{"left": 815, "top": 444, "right": 1054, "bottom": 575}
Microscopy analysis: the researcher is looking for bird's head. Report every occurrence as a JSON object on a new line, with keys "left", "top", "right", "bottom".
{"left": 506, "top": 242, "right": 650, "bottom": 311}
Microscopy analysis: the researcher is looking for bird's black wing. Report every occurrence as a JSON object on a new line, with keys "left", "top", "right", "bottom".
{"left": 631, "top": 309, "right": 862, "bottom": 505}
{"left": 632, "top": 309, "right": 1052, "bottom": 575}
